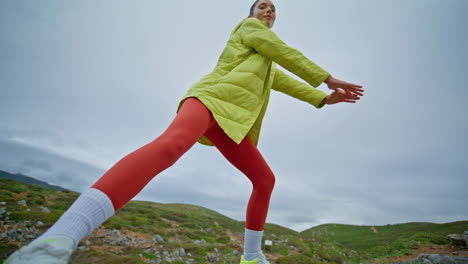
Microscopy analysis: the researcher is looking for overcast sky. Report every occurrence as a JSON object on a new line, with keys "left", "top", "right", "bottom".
{"left": 1, "top": 0, "right": 467, "bottom": 232}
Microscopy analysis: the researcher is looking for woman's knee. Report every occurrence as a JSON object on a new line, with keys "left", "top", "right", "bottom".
{"left": 253, "top": 171, "right": 276, "bottom": 192}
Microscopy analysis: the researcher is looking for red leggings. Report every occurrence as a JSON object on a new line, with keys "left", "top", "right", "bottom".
{"left": 92, "top": 98, "right": 275, "bottom": 231}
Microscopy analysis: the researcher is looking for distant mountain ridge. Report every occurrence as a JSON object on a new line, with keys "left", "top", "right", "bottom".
{"left": 0, "top": 169, "right": 70, "bottom": 192}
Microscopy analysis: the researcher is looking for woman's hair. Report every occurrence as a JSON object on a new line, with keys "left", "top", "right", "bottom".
{"left": 249, "top": 0, "right": 260, "bottom": 16}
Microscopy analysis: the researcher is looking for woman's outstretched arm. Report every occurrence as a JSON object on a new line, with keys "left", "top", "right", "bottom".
{"left": 272, "top": 68, "right": 361, "bottom": 107}
{"left": 240, "top": 18, "right": 329, "bottom": 88}
{"left": 240, "top": 18, "right": 364, "bottom": 97}
{"left": 271, "top": 68, "right": 328, "bottom": 108}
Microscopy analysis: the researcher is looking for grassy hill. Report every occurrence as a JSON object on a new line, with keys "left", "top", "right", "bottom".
{"left": 1, "top": 172, "right": 467, "bottom": 264}
{"left": 0, "top": 177, "right": 356, "bottom": 264}
{"left": 301, "top": 221, "right": 468, "bottom": 260}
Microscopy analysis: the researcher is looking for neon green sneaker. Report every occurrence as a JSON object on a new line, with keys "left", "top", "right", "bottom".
{"left": 240, "top": 253, "right": 270, "bottom": 264}
{"left": 4, "top": 236, "right": 74, "bottom": 264}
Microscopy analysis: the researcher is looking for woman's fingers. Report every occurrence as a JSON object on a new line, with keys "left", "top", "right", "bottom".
{"left": 336, "top": 80, "right": 365, "bottom": 96}
{"left": 344, "top": 85, "right": 365, "bottom": 96}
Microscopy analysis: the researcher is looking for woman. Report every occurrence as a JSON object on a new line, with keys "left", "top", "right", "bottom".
{"left": 5, "top": 1, "right": 363, "bottom": 263}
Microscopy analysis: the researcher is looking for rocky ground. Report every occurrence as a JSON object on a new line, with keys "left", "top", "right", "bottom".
{"left": 2, "top": 199, "right": 468, "bottom": 264}
{"left": 0, "top": 218, "right": 240, "bottom": 263}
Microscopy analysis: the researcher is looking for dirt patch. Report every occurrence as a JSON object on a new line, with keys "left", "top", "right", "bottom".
{"left": 225, "top": 230, "right": 243, "bottom": 245}
{"left": 371, "top": 226, "right": 378, "bottom": 233}
{"left": 0, "top": 189, "right": 28, "bottom": 201}
{"left": 12, "top": 192, "right": 28, "bottom": 200}
{"left": 159, "top": 217, "right": 179, "bottom": 229}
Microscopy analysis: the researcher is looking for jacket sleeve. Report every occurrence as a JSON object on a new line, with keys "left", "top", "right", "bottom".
{"left": 240, "top": 18, "right": 330, "bottom": 88}
{"left": 272, "top": 68, "right": 328, "bottom": 108}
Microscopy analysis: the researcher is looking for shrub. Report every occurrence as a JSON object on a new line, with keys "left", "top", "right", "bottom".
{"left": 201, "top": 236, "right": 215, "bottom": 243}
{"left": 142, "top": 252, "right": 156, "bottom": 259}
{"left": 409, "top": 232, "right": 447, "bottom": 245}
{"left": 184, "top": 244, "right": 207, "bottom": 257}
{"left": 223, "top": 248, "right": 233, "bottom": 254}
{"left": 216, "top": 235, "right": 231, "bottom": 244}
{"left": 2, "top": 183, "right": 26, "bottom": 194}
{"left": 387, "top": 239, "right": 417, "bottom": 256}
{"left": 273, "top": 245, "right": 289, "bottom": 256}
{"left": 9, "top": 211, "right": 62, "bottom": 223}
{"left": 180, "top": 222, "right": 200, "bottom": 229}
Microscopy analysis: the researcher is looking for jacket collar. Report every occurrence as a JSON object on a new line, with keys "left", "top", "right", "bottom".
{"left": 230, "top": 17, "right": 270, "bottom": 35}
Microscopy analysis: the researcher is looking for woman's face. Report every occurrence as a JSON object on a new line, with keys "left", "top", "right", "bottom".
{"left": 249, "top": 0, "right": 276, "bottom": 28}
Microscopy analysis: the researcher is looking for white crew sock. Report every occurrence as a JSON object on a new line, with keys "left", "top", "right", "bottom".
{"left": 243, "top": 228, "right": 264, "bottom": 261}
{"left": 32, "top": 187, "right": 115, "bottom": 249}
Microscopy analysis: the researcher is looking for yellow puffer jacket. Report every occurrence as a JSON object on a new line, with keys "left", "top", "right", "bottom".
{"left": 178, "top": 17, "right": 330, "bottom": 146}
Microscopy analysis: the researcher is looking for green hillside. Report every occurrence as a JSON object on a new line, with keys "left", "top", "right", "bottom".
{"left": 300, "top": 221, "right": 468, "bottom": 260}
{"left": 0, "top": 177, "right": 357, "bottom": 264}
{"left": 1, "top": 172, "right": 467, "bottom": 264}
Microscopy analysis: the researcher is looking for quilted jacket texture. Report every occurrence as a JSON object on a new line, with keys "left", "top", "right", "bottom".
{"left": 178, "top": 17, "right": 330, "bottom": 146}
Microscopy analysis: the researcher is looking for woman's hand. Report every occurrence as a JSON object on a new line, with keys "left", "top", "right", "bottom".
{"left": 322, "top": 88, "right": 361, "bottom": 105}
{"left": 324, "top": 75, "right": 364, "bottom": 97}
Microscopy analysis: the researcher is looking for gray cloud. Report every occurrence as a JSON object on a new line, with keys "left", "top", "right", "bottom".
{"left": 20, "top": 159, "right": 53, "bottom": 173}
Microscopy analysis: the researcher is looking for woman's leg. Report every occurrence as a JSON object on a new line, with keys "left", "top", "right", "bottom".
{"left": 5, "top": 98, "right": 214, "bottom": 263}
{"left": 204, "top": 122, "right": 275, "bottom": 261}
{"left": 92, "top": 97, "right": 214, "bottom": 210}
{"left": 61, "top": 97, "right": 214, "bottom": 241}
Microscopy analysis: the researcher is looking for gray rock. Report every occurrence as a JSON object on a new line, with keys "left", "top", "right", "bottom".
{"left": 400, "top": 254, "right": 468, "bottom": 264}
{"left": 152, "top": 235, "right": 164, "bottom": 242}
{"left": 26, "top": 208, "right": 31, "bottom": 211}
{"left": 0, "top": 202, "right": 6, "bottom": 205}
{"left": 205, "top": 253, "right": 219, "bottom": 263}
{"left": 445, "top": 232, "right": 468, "bottom": 247}
{"left": 41, "top": 207, "right": 51, "bottom": 213}
{"left": 35, "top": 221, "right": 44, "bottom": 227}
{"left": 18, "top": 200, "right": 27, "bottom": 206}
{"left": 194, "top": 239, "right": 206, "bottom": 245}
{"left": 173, "top": 248, "right": 185, "bottom": 257}
{"left": 25, "top": 234, "right": 37, "bottom": 239}
{"left": 0, "top": 208, "right": 6, "bottom": 215}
